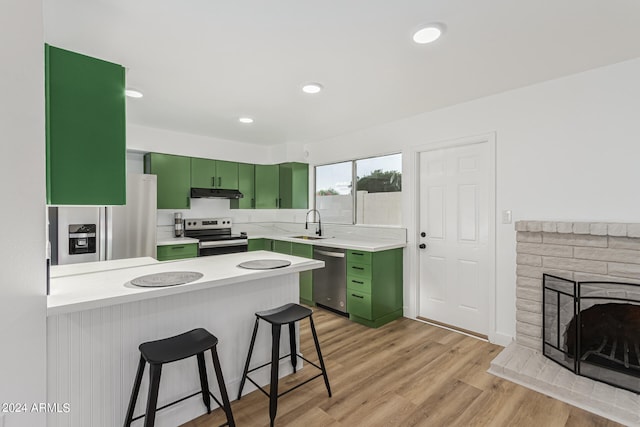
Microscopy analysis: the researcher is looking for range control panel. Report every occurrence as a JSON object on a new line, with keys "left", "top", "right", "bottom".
{"left": 184, "top": 217, "right": 233, "bottom": 230}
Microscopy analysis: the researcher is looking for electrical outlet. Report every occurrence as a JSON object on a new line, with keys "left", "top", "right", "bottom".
{"left": 502, "top": 210, "right": 512, "bottom": 224}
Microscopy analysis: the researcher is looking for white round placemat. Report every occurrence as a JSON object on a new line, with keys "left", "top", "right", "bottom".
{"left": 237, "top": 259, "right": 292, "bottom": 270}
{"left": 130, "top": 271, "right": 204, "bottom": 287}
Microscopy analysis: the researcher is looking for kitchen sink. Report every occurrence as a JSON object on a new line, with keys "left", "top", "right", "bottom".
{"left": 291, "top": 235, "right": 330, "bottom": 240}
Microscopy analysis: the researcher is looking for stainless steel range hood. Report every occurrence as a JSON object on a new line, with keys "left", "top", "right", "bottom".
{"left": 190, "top": 188, "right": 244, "bottom": 199}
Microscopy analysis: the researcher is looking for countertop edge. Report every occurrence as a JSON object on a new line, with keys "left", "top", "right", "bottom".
{"left": 48, "top": 258, "right": 324, "bottom": 317}
{"left": 157, "top": 237, "right": 200, "bottom": 246}
{"left": 248, "top": 235, "right": 406, "bottom": 251}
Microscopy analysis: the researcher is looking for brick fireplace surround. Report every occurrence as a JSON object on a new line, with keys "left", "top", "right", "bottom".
{"left": 489, "top": 221, "right": 640, "bottom": 426}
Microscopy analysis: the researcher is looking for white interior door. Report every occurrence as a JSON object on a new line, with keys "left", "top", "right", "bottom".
{"left": 418, "top": 142, "right": 490, "bottom": 336}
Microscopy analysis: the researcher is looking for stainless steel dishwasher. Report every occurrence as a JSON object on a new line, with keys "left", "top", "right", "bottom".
{"left": 313, "top": 246, "right": 347, "bottom": 314}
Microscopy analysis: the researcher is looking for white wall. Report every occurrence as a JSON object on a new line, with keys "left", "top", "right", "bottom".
{"left": 0, "top": 1, "right": 47, "bottom": 426}
{"left": 304, "top": 57, "right": 640, "bottom": 344}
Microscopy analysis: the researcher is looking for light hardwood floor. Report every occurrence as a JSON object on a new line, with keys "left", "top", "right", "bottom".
{"left": 182, "top": 307, "right": 621, "bottom": 427}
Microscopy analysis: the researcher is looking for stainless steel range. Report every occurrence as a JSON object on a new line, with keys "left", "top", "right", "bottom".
{"left": 184, "top": 217, "right": 248, "bottom": 256}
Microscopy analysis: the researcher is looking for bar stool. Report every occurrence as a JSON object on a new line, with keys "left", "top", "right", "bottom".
{"left": 237, "top": 303, "right": 331, "bottom": 426}
{"left": 124, "top": 328, "right": 235, "bottom": 427}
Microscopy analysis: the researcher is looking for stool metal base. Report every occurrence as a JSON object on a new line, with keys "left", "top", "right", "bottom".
{"left": 237, "top": 305, "right": 331, "bottom": 427}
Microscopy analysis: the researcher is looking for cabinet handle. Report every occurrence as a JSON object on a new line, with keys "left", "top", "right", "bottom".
{"left": 352, "top": 280, "right": 364, "bottom": 284}
{"left": 171, "top": 246, "right": 185, "bottom": 250}
{"left": 275, "top": 198, "right": 278, "bottom": 208}
{"left": 187, "top": 197, "right": 190, "bottom": 208}
{"left": 251, "top": 198, "right": 255, "bottom": 208}
{"left": 352, "top": 252, "right": 364, "bottom": 256}
{"left": 352, "top": 266, "right": 364, "bottom": 270}
{"left": 351, "top": 294, "right": 364, "bottom": 299}
{"left": 279, "top": 198, "right": 282, "bottom": 208}
{"left": 212, "top": 177, "right": 215, "bottom": 187}
{"left": 218, "top": 177, "right": 221, "bottom": 187}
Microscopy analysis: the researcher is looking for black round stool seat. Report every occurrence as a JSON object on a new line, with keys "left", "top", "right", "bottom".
{"left": 256, "top": 303, "right": 312, "bottom": 325}
{"left": 124, "top": 328, "right": 235, "bottom": 427}
{"left": 238, "top": 303, "right": 331, "bottom": 427}
{"left": 139, "top": 328, "right": 218, "bottom": 364}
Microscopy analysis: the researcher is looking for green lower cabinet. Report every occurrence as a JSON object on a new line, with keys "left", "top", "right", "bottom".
{"left": 156, "top": 243, "right": 198, "bottom": 261}
{"left": 248, "top": 239, "right": 265, "bottom": 251}
{"left": 292, "top": 243, "right": 314, "bottom": 306}
{"left": 272, "top": 240, "right": 292, "bottom": 254}
{"left": 248, "top": 238, "right": 274, "bottom": 251}
{"left": 346, "top": 248, "right": 403, "bottom": 328}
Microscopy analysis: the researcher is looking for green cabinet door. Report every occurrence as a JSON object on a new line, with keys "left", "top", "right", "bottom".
{"left": 255, "top": 164, "right": 280, "bottom": 209}
{"left": 248, "top": 238, "right": 267, "bottom": 251}
{"left": 292, "top": 243, "right": 314, "bottom": 305}
{"left": 45, "top": 44, "right": 126, "bottom": 205}
{"left": 191, "top": 157, "right": 217, "bottom": 188}
{"left": 216, "top": 160, "right": 239, "bottom": 189}
{"left": 156, "top": 243, "right": 198, "bottom": 261}
{"left": 272, "top": 240, "right": 292, "bottom": 254}
{"left": 144, "top": 153, "right": 191, "bottom": 209}
{"left": 230, "top": 163, "right": 255, "bottom": 209}
{"left": 346, "top": 248, "right": 403, "bottom": 328}
{"left": 191, "top": 158, "right": 239, "bottom": 189}
{"left": 279, "top": 162, "right": 309, "bottom": 209}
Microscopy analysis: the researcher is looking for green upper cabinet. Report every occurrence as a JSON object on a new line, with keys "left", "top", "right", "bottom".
{"left": 45, "top": 44, "right": 126, "bottom": 205}
{"left": 279, "top": 162, "right": 309, "bottom": 209}
{"left": 230, "top": 162, "right": 255, "bottom": 209}
{"left": 144, "top": 153, "right": 191, "bottom": 209}
{"left": 255, "top": 164, "right": 280, "bottom": 209}
{"left": 191, "top": 158, "right": 239, "bottom": 189}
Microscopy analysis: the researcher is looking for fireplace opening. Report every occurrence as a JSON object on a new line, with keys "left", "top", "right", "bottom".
{"left": 543, "top": 274, "right": 640, "bottom": 393}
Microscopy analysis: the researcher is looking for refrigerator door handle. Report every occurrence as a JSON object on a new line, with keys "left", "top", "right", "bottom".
{"left": 102, "top": 207, "right": 112, "bottom": 261}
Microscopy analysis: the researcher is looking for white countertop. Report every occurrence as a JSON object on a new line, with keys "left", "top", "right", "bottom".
{"left": 248, "top": 233, "right": 406, "bottom": 251}
{"left": 48, "top": 251, "right": 324, "bottom": 316}
{"left": 50, "top": 257, "right": 160, "bottom": 278}
{"left": 156, "top": 236, "right": 199, "bottom": 246}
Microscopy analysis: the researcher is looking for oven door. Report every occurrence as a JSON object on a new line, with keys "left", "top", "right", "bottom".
{"left": 198, "top": 239, "right": 248, "bottom": 256}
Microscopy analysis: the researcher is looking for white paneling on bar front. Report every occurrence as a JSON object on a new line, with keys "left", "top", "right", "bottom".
{"left": 47, "top": 275, "right": 298, "bottom": 427}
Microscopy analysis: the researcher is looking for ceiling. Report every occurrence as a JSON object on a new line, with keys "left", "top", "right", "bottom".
{"left": 44, "top": 0, "right": 640, "bottom": 146}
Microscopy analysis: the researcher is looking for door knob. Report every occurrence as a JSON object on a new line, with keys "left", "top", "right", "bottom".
{"left": 419, "top": 243, "right": 426, "bottom": 249}
{"left": 420, "top": 232, "right": 426, "bottom": 238}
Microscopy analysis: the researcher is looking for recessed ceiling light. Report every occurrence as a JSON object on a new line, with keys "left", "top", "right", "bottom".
{"left": 125, "top": 89, "right": 143, "bottom": 98}
{"left": 238, "top": 117, "right": 254, "bottom": 124}
{"left": 413, "top": 24, "right": 444, "bottom": 44}
{"left": 302, "top": 83, "right": 323, "bottom": 94}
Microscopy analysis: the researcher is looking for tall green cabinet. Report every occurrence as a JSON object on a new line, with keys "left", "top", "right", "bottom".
{"left": 230, "top": 163, "right": 255, "bottom": 209}
{"left": 255, "top": 164, "right": 280, "bottom": 209}
{"left": 45, "top": 44, "right": 126, "bottom": 205}
{"left": 144, "top": 153, "right": 191, "bottom": 209}
{"left": 279, "top": 162, "right": 309, "bottom": 209}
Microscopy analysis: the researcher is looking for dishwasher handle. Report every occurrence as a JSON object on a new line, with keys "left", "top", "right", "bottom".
{"left": 314, "top": 249, "right": 345, "bottom": 258}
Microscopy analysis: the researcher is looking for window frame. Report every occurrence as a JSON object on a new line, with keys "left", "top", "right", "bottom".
{"left": 314, "top": 152, "right": 402, "bottom": 226}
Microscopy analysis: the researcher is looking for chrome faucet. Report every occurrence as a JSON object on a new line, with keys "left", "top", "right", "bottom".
{"left": 305, "top": 209, "right": 322, "bottom": 236}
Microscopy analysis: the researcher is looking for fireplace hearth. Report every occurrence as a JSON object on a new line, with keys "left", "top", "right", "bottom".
{"left": 543, "top": 274, "right": 640, "bottom": 393}
{"left": 489, "top": 221, "right": 640, "bottom": 425}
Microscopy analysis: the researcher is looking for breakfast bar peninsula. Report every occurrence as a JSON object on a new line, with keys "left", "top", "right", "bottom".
{"left": 47, "top": 251, "right": 323, "bottom": 427}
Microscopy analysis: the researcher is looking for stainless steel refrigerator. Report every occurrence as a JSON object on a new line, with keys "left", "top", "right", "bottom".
{"left": 49, "top": 174, "right": 157, "bottom": 265}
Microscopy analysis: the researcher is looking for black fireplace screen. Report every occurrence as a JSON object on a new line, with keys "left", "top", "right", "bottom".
{"left": 543, "top": 274, "right": 640, "bottom": 393}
